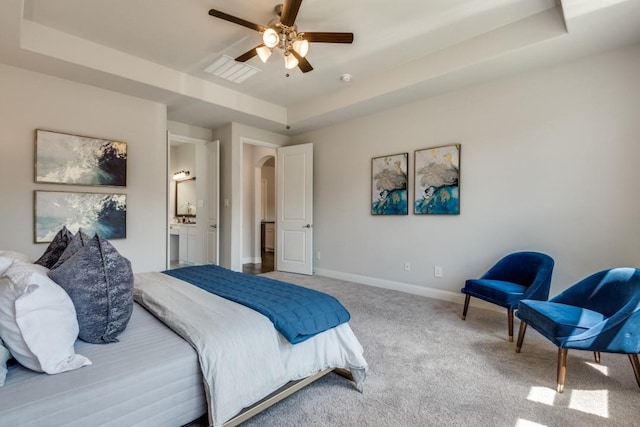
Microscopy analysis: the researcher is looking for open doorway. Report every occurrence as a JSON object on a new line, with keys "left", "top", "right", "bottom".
{"left": 242, "top": 144, "right": 276, "bottom": 275}
{"left": 166, "top": 133, "right": 219, "bottom": 270}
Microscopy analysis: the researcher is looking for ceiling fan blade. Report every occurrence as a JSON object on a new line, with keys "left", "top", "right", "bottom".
{"left": 303, "top": 32, "right": 354, "bottom": 44}
{"left": 280, "top": 0, "right": 303, "bottom": 27}
{"left": 234, "top": 45, "right": 263, "bottom": 62}
{"left": 291, "top": 50, "right": 313, "bottom": 73}
{"left": 208, "top": 9, "right": 265, "bottom": 32}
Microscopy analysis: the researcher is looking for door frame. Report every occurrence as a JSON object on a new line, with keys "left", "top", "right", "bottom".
{"left": 166, "top": 132, "right": 216, "bottom": 269}
{"left": 253, "top": 158, "right": 275, "bottom": 264}
{"left": 239, "top": 137, "right": 279, "bottom": 270}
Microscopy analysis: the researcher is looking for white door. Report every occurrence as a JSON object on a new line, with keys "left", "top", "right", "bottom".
{"left": 207, "top": 140, "right": 220, "bottom": 265}
{"left": 276, "top": 143, "right": 313, "bottom": 275}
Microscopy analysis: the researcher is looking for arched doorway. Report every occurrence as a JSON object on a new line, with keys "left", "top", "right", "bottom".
{"left": 242, "top": 152, "right": 275, "bottom": 274}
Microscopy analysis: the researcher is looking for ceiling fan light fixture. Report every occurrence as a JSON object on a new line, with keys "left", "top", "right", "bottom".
{"left": 208, "top": 3, "right": 354, "bottom": 73}
{"left": 292, "top": 39, "right": 309, "bottom": 57}
{"left": 262, "top": 28, "right": 280, "bottom": 48}
{"left": 284, "top": 52, "right": 299, "bottom": 69}
{"left": 256, "top": 45, "right": 272, "bottom": 63}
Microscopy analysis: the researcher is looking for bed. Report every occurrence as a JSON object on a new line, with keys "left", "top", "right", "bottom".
{"left": 0, "top": 254, "right": 368, "bottom": 427}
{"left": 0, "top": 302, "right": 207, "bottom": 426}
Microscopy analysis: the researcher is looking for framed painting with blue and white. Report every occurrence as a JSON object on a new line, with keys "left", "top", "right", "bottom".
{"left": 371, "top": 153, "right": 408, "bottom": 215}
{"left": 414, "top": 144, "right": 460, "bottom": 215}
{"left": 34, "top": 191, "right": 127, "bottom": 243}
{"left": 35, "top": 129, "right": 127, "bottom": 186}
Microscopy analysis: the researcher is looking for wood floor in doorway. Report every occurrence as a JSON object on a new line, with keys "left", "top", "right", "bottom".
{"left": 242, "top": 250, "right": 274, "bottom": 275}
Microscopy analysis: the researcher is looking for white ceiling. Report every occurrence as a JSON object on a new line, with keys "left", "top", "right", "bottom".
{"left": 1, "top": 0, "right": 640, "bottom": 135}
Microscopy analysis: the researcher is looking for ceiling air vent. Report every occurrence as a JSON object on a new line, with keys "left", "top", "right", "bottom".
{"left": 203, "top": 55, "right": 261, "bottom": 84}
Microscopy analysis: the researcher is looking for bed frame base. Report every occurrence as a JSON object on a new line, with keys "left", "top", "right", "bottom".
{"left": 222, "top": 368, "right": 354, "bottom": 427}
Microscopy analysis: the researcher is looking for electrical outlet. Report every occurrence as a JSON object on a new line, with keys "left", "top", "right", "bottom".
{"left": 434, "top": 265, "right": 443, "bottom": 278}
{"left": 223, "top": 199, "right": 230, "bottom": 207}
{"left": 404, "top": 261, "right": 411, "bottom": 271}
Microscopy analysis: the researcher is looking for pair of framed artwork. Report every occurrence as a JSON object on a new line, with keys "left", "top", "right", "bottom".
{"left": 33, "top": 129, "right": 128, "bottom": 243}
{"left": 371, "top": 144, "right": 460, "bottom": 215}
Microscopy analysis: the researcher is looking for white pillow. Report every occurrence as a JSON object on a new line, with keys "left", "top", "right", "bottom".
{"left": 0, "top": 250, "right": 31, "bottom": 275}
{"left": 0, "top": 250, "right": 33, "bottom": 265}
{"left": 0, "top": 257, "right": 91, "bottom": 374}
{"left": 0, "top": 337, "right": 10, "bottom": 386}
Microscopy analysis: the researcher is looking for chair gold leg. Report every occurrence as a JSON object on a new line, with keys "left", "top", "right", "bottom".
{"left": 462, "top": 294, "right": 470, "bottom": 320}
{"left": 557, "top": 348, "right": 568, "bottom": 393}
{"left": 594, "top": 352, "right": 601, "bottom": 364}
{"left": 629, "top": 354, "right": 640, "bottom": 389}
{"left": 515, "top": 322, "right": 527, "bottom": 353}
{"left": 508, "top": 309, "right": 514, "bottom": 342}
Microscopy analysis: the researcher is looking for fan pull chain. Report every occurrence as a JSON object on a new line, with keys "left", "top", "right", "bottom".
{"left": 285, "top": 72, "right": 291, "bottom": 130}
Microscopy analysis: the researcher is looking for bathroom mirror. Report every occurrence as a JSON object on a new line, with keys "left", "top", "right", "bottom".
{"left": 176, "top": 177, "right": 196, "bottom": 217}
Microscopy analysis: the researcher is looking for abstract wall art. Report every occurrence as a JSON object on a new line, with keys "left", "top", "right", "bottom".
{"left": 371, "top": 153, "right": 408, "bottom": 215}
{"left": 35, "top": 129, "right": 127, "bottom": 186}
{"left": 34, "top": 191, "right": 127, "bottom": 243}
{"left": 414, "top": 144, "right": 460, "bottom": 215}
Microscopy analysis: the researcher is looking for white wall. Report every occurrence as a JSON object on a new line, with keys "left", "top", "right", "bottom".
{"left": 168, "top": 120, "right": 213, "bottom": 142}
{"left": 212, "top": 124, "right": 233, "bottom": 268}
{"left": 242, "top": 145, "right": 276, "bottom": 263}
{"left": 242, "top": 143, "right": 255, "bottom": 262}
{"left": 215, "top": 123, "right": 288, "bottom": 271}
{"left": 0, "top": 63, "right": 167, "bottom": 273}
{"left": 292, "top": 44, "right": 640, "bottom": 298}
{"left": 262, "top": 164, "right": 275, "bottom": 222}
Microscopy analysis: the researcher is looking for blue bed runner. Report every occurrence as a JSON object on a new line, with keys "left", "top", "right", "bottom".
{"left": 163, "top": 265, "right": 351, "bottom": 344}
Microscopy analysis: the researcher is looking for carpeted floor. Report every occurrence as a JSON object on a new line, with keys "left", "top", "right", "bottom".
{"left": 232, "top": 271, "right": 639, "bottom": 427}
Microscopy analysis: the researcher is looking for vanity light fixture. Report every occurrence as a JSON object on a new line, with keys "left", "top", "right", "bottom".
{"left": 173, "top": 170, "right": 190, "bottom": 181}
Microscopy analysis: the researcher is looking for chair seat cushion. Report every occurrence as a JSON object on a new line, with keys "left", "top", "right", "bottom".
{"left": 462, "top": 279, "right": 527, "bottom": 308}
{"left": 517, "top": 299, "right": 605, "bottom": 342}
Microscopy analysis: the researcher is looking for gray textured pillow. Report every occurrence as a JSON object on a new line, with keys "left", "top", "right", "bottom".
{"left": 48, "top": 234, "right": 133, "bottom": 344}
{"left": 34, "top": 226, "right": 74, "bottom": 269}
{"left": 0, "top": 337, "right": 10, "bottom": 387}
{"left": 50, "top": 229, "right": 92, "bottom": 270}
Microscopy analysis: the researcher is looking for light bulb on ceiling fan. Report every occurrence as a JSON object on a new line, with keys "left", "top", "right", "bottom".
{"left": 284, "top": 52, "right": 298, "bottom": 69}
{"left": 256, "top": 45, "right": 272, "bottom": 63}
{"left": 292, "top": 39, "right": 309, "bottom": 58}
{"left": 262, "top": 28, "right": 280, "bottom": 48}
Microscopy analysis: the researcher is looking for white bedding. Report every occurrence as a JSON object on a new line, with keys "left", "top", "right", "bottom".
{"left": 134, "top": 272, "right": 368, "bottom": 427}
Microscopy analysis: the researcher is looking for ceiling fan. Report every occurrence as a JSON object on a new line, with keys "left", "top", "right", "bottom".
{"left": 208, "top": 0, "right": 354, "bottom": 73}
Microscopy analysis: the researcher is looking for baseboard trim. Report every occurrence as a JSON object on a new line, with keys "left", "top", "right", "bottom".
{"left": 313, "top": 268, "right": 501, "bottom": 313}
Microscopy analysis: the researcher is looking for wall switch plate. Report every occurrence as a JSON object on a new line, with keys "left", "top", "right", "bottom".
{"left": 223, "top": 199, "right": 230, "bottom": 207}
{"left": 316, "top": 251, "right": 321, "bottom": 260}
{"left": 404, "top": 261, "right": 411, "bottom": 271}
{"left": 434, "top": 265, "right": 443, "bottom": 278}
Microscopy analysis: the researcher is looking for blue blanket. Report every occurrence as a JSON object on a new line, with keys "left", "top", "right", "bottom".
{"left": 163, "top": 265, "right": 351, "bottom": 344}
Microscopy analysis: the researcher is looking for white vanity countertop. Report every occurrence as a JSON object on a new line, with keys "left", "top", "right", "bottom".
{"left": 170, "top": 222, "right": 196, "bottom": 226}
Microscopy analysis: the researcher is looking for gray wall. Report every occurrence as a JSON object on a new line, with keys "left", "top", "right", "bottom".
{"left": 215, "top": 123, "right": 288, "bottom": 271}
{"left": 0, "top": 63, "right": 167, "bottom": 273}
{"left": 293, "top": 44, "right": 640, "bottom": 298}
{"left": 2, "top": 43, "right": 639, "bottom": 298}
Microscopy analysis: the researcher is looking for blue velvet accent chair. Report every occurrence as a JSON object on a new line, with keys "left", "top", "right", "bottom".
{"left": 461, "top": 251, "right": 554, "bottom": 342}
{"left": 515, "top": 268, "right": 640, "bottom": 393}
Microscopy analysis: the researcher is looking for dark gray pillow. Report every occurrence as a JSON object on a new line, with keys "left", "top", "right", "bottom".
{"left": 50, "top": 229, "right": 92, "bottom": 270}
{"left": 49, "top": 234, "right": 133, "bottom": 344}
{"left": 34, "top": 226, "right": 73, "bottom": 269}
